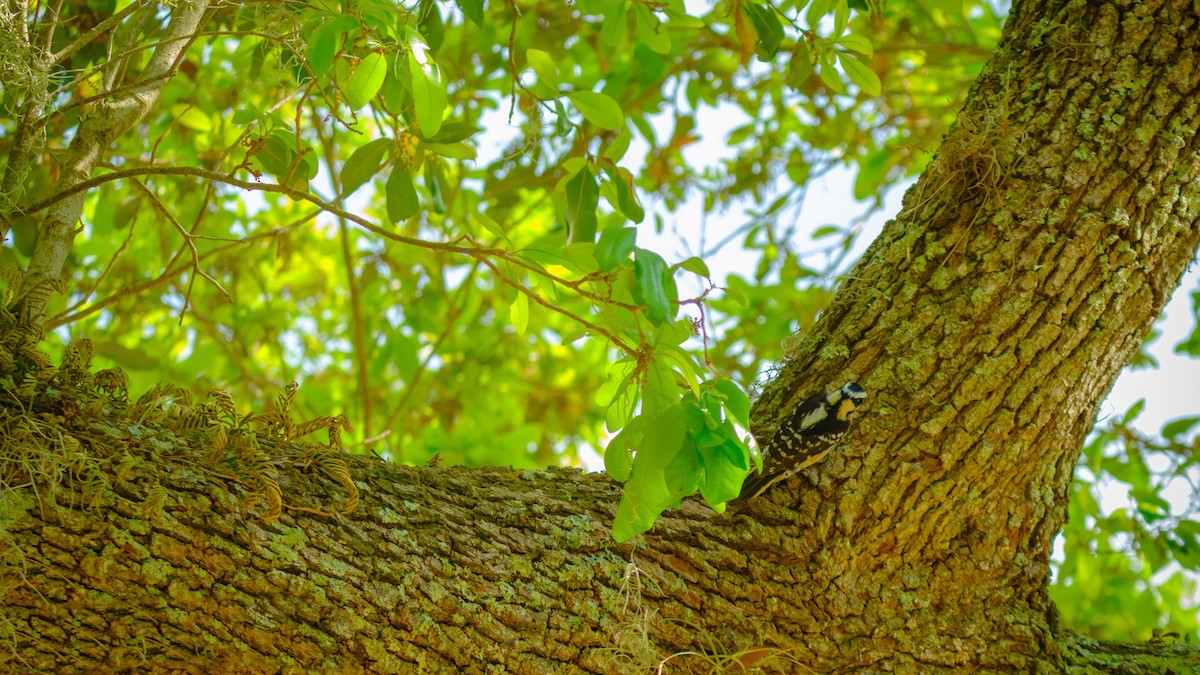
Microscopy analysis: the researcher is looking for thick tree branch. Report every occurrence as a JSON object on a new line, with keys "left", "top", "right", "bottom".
{"left": 15, "top": 0, "right": 211, "bottom": 319}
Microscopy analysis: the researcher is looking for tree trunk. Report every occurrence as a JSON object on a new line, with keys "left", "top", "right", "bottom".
{"left": 3, "top": 0, "right": 1200, "bottom": 672}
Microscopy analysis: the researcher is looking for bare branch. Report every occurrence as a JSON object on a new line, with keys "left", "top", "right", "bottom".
{"left": 49, "top": 208, "right": 321, "bottom": 329}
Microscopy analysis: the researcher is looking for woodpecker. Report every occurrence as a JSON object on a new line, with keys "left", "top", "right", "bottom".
{"left": 737, "top": 382, "right": 867, "bottom": 501}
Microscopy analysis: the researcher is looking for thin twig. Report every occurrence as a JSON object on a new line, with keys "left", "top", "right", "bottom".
{"left": 20, "top": 165, "right": 641, "bottom": 353}
{"left": 51, "top": 0, "right": 148, "bottom": 66}
{"left": 474, "top": 255, "right": 636, "bottom": 354}
{"left": 126, "top": 175, "right": 231, "bottom": 322}
{"left": 48, "top": 209, "right": 320, "bottom": 328}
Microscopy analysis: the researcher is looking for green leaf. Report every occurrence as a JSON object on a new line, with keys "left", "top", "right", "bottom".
{"left": 418, "top": 1, "right": 445, "bottom": 52}
{"left": 1162, "top": 415, "right": 1200, "bottom": 440}
{"left": 380, "top": 53, "right": 411, "bottom": 114}
{"left": 385, "top": 166, "right": 419, "bottom": 223}
{"left": 306, "top": 17, "right": 353, "bottom": 79}
{"left": 818, "top": 54, "right": 846, "bottom": 94}
{"left": 424, "top": 158, "right": 450, "bottom": 213}
{"left": 596, "top": 227, "right": 637, "bottom": 271}
{"left": 677, "top": 256, "right": 709, "bottom": 278}
{"left": 698, "top": 438, "right": 750, "bottom": 505}
{"left": 472, "top": 212, "right": 509, "bottom": 244}
{"left": 344, "top": 52, "right": 387, "bottom": 110}
{"left": 231, "top": 109, "right": 259, "bottom": 125}
{"left": 427, "top": 122, "right": 479, "bottom": 144}
{"left": 633, "top": 248, "right": 674, "bottom": 325}
{"left": 1132, "top": 488, "right": 1172, "bottom": 524}
{"left": 254, "top": 130, "right": 297, "bottom": 179}
{"left": 526, "top": 48, "right": 560, "bottom": 90}
{"left": 604, "top": 415, "right": 643, "bottom": 481}
{"left": 298, "top": 151, "right": 319, "bottom": 181}
{"left": 172, "top": 105, "right": 212, "bottom": 132}
{"left": 788, "top": 39, "right": 814, "bottom": 88}
{"left": 605, "top": 127, "right": 632, "bottom": 161}
{"left": 664, "top": 437, "right": 702, "bottom": 501}
{"left": 1176, "top": 292, "right": 1200, "bottom": 356}
{"left": 1123, "top": 398, "right": 1147, "bottom": 424}
{"left": 307, "top": 26, "right": 338, "bottom": 80}
{"left": 341, "top": 138, "right": 392, "bottom": 195}
{"left": 722, "top": 285, "right": 749, "bottom": 307}
{"left": 510, "top": 292, "right": 529, "bottom": 334}
{"left": 664, "top": 8, "right": 705, "bottom": 28}
{"left": 566, "top": 91, "right": 625, "bottom": 131}
{"left": 422, "top": 141, "right": 477, "bottom": 160}
{"left": 833, "top": 0, "right": 850, "bottom": 38}
{"left": 641, "top": 356, "right": 676, "bottom": 420}
{"left": 611, "top": 167, "right": 644, "bottom": 223}
{"left": 633, "top": 4, "right": 670, "bottom": 55}
{"left": 456, "top": 0, "right": 484, "bottom": 26}
{"left": 806, "top": 0, "right": 834, "bottom": 27}
{"left": 838, "top": 52, "right": 881, "bottom": 96}
{"left": 553, "top": 98, "right": 572, "bottom": 136}
{"left": 601, "top": 0, "right": 629, "bottom": 47}
{"left": 633, "top": 43, "right": 667, "bottom": 86}
{"left": 837, "top": 33, "right": 874, "bottom": 57}
{"left": 564, "top": 165, "right": 600, "bottom": 244}
{"left": 741, "top": 1, "right": 783, "bottom": 60}
{"left": 658, "top": 343, "right": 700, "bottom": 397}
{"left": 681, "top": 394, "right": 707, "bottom": 434}
{"left": 605, "top": 368, "right": 638, "bottom": 430}
{"left": 408, "top": 44, "right": 446, "bottom": 137}
{"left": 612, "top": 361, "right": 685, "bottom": 542}
{"left": 812, "top": 225, "right": 840, "bottom": 239}
{"left": 713, "top": 379, "right": 750, "bottom": 429}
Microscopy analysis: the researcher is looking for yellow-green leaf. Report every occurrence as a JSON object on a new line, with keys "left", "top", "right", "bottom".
{"left": 457, "top": 0, "right": 484, "bottom": 27}
{"left": 839, "top": 52, "right": 881, "bottom": 96}
{"left": 422, "top": 141, "right": 476, "bottom": 160}
{"left": 472, "top": 211, "right": 510, "bottom": 244}
{"left": 836, "top": 33, "right": 874, "bottom": 57}
{"left": 526, "top": 48, "right": 560, "bottom": 90}
{"left": 510, "top": 292, "right": 529, "bottom": 334}
{"left": 344, "top": 52, "right": 387, "bottom": 110}
{"left": 566, "top": 91, "right": 624, "bottom": 131}
{"left": 408, "top": 45, "right": 446, "bottom": 137}
{"left": 172, "top": 105, "right": 212, "bottom": 132}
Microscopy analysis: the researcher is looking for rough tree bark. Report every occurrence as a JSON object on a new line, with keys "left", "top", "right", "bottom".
{"left": 3, "top": 0, "right": 1200, "bottom": 672}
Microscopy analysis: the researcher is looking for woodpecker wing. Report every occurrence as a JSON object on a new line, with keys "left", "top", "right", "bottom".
{"left": 737, "top": 382, "right": 866, "bottom": 501}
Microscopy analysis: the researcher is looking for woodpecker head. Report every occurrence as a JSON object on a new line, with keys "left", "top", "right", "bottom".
{"left": 831, "top": 381, "right": 867, "bottom": 422}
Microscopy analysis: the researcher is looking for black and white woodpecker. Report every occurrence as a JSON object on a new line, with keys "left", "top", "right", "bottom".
{"left": 737, "top": 382, "right": 867, "bottom": 501}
